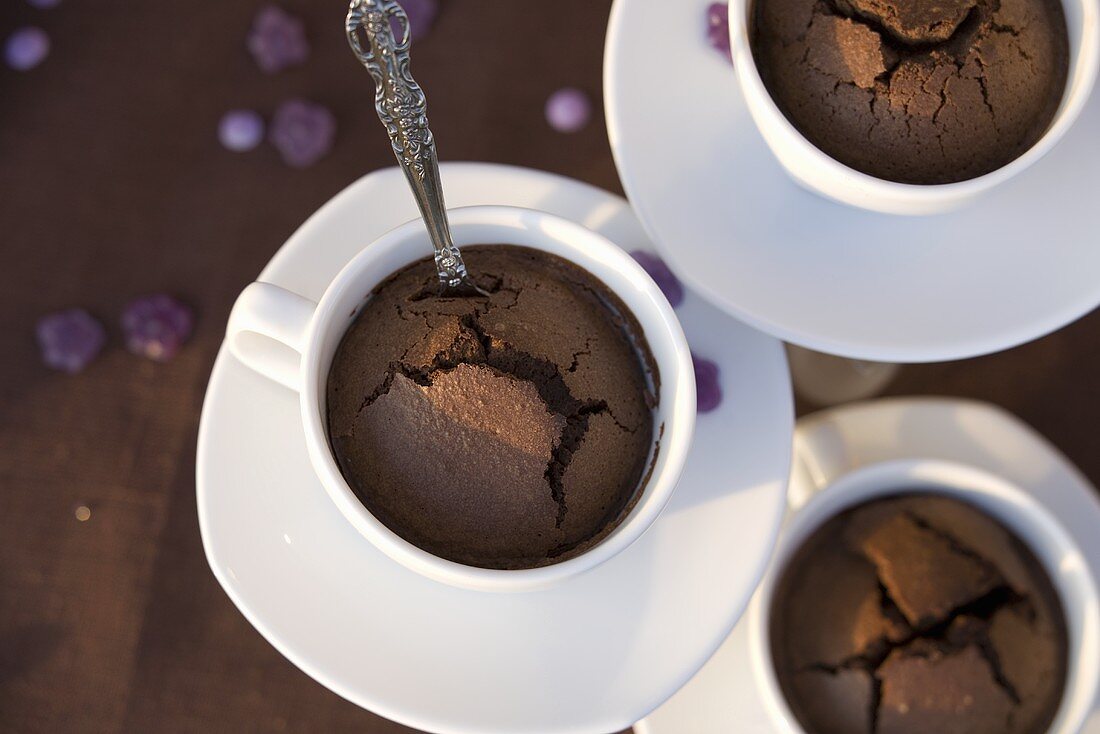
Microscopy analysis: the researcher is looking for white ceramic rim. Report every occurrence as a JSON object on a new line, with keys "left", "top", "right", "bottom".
{"left": 747, "top": 459, "right": 1100, "bottom": 734}
{"left": 728, "top": 0, "right": 1100, "bottom": 213}
{"left": 295, "top": 204, "right": 696, "bottom": 593}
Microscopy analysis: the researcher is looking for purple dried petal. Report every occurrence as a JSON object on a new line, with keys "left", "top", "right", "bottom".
{"left": 269, "top": 98, "right": 336, "bottom": 168}
{"left": 219, "top": 109, "right": 265, "bottom": 152}
{"left": 706, "top": 3, "right": 732, "bottom": 62}
{"left": 247, "top": 5, "right": 309, "bottom": 74}
{"left": 27, "top": 0, "right": 62, "bottom": 8}
{"left": 36, "top": 309, "right": 106, "bottom": 373}
{"left": 692, "top": 353, "right": 723, "bottom": 413}
{"left": 120, "top": 294, "right": 194, "bottom": 362}
{"left": 545, "top": 88, "right": 591, "bottom": 133}
{"left": 5, "top": 27, "right": 50, "bottom": 71}
{"left": 631, "top": 251, "right": 685, "bottom": 308}
{"left": 396, "top": 0, "right": 439, "bottom": 40}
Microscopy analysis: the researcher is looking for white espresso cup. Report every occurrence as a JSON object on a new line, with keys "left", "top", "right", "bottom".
{"left": 225, "top": 205, "right": 696, "bottom": 592}
{"left": 728, "top": 0, "right": 1100, "bottom": 215}
{"left": 748, "top": 459, "right": 1100, "bottom": 733}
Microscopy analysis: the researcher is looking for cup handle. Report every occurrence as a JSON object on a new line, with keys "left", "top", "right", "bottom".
{"left": 226, "top": 282, "right": 317, "bottom": 392}
{"left": 787, "top": 431, "right": 829, "bottom": 511}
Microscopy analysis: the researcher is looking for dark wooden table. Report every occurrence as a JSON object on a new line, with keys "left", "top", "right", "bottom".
{"left": 1, "top": 1, "right": 1096, "bottom": 731}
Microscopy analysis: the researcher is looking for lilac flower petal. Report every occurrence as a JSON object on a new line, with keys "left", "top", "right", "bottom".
{"left": 706, "top": 3, "right": 733, "bottom": 62}
{"left": 398, "top": 0, "right": 438, "bottom": 39}
{"left": 120, "top": 294, "right": 194, "bottom": 362}
{"left": 692, "top": 353, "right": 723, "bottom": 413}
{"left": 545, "top": 88, "right": 591, "bottom": 133}
{"left": 631, "top": 251, "right": 685, "bottom": 308}
{"left": 5, "top": 27, "right": 50, "bottom": 71}
{"left": 219, "top": 109, "right": 265, "bottom": 152}
{"left": 269, "top": 98, "right": 336, "bottom": 168}
{"left": 27, "top": 0, "right": 62, "bottom": 8}
{"left": 36, "top": 309, "right": 106, "bottom": 373}
{"left": 247, "top": 5, "right": 309, "bottom": 74}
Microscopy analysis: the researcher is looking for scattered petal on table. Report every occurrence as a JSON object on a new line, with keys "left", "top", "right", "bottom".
{"left": 396, "top": 0, "right": 439, "bottom": 39}
{"left": 692, "top": 353, "right": 723, "bottom": 413}
{"left": 121, "top": 294, "right": 194, "bottom": 362}
{"left": 36, "top": 309, "right": 106, "bottom": 373}
{"left": 5, "top": 27, "right": 50, "bottom": 71}
{"left": 269, "top": 99, "right": 336, "bottom": 168}
{"left": 545, "top": 88, "right": 591, "bottom": 133}
{"left": 705, "top": 3, "right": 732, "bottom": 62}
{"left": 631, "top": 251, "right": 685, "bottom": 308}
{"left": 219, "top": 110, "right": 265, "bottom": 152}
{"left": 248, "top": 5, "right": 309, "bottom": 74}
{"left": 27, "top": 0, "right": 62, "bottom": 8}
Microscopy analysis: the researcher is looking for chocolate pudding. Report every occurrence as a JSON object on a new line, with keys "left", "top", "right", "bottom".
{"left": 326, "top": 246, "right": 658, "bottom": 570}
{"left": 770, "top": 495, "right": 1067, "bottom": 734}
{"left": 751, "top": 0, "right": 1069, "bottom": 183}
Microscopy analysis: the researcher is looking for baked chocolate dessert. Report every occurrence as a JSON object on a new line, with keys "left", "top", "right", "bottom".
{"left": 770, "top": 494, "right": 1067, "bottom": 734}
{"left": 751, "top": 0, "right": 1069, "bottom": 183}
{"left": 326, "top": 246, "right": 657, "bottom": 570}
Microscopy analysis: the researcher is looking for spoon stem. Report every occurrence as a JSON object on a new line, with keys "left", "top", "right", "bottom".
{"left": 346, "top": 0, "right": 474, "bottom": 292}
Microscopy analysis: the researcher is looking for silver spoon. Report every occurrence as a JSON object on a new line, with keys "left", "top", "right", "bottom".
{"left": 345, "top": 0, "right": 488, "bottom": 297}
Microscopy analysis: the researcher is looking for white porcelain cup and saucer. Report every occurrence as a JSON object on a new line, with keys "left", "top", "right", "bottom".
{"left": 198, "top": 163, "right": 795, "bottom": 733}
{"left": 749, "top": 459, "right": 1100, "bottom": 734}
{"left": 637, "top": 398, "right": 1100, "bottom": 734}
{"left": 606, "top": 0, "right": 1100, "bottom": 362}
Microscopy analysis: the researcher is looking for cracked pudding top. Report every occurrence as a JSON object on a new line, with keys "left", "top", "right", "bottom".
{"left": 325, "top": 245, "right": 658, "bottom": 570}
{"left": 769, "top": 494, "right": 1067, "bottom": 734}
{"left": 750, "top": 0, "right": 1069, "bottom": 184}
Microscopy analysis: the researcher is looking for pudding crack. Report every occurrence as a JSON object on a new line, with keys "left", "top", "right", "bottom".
{"left": 901, "top": 509, "right": 1000, "bottom": 578}
{"left": 354, "top": 309, "right": 612, "bottom": 528}
{"left": 796, "top": 572, "right": 1037, "bottom": 732}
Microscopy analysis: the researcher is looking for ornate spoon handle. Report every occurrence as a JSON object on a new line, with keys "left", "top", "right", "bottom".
{"left": 345, "top": 0, "right": 476, "bottom": 292}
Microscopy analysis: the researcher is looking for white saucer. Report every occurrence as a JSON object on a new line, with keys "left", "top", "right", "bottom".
{"left": 605, "top": 0, "right": 1100, "bottom": 363}
{"left": 636, "top": 397, "right": 1100, "bottom": 734}
{"left": 196, "top": 163, "right": 794, "bottom": 734}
